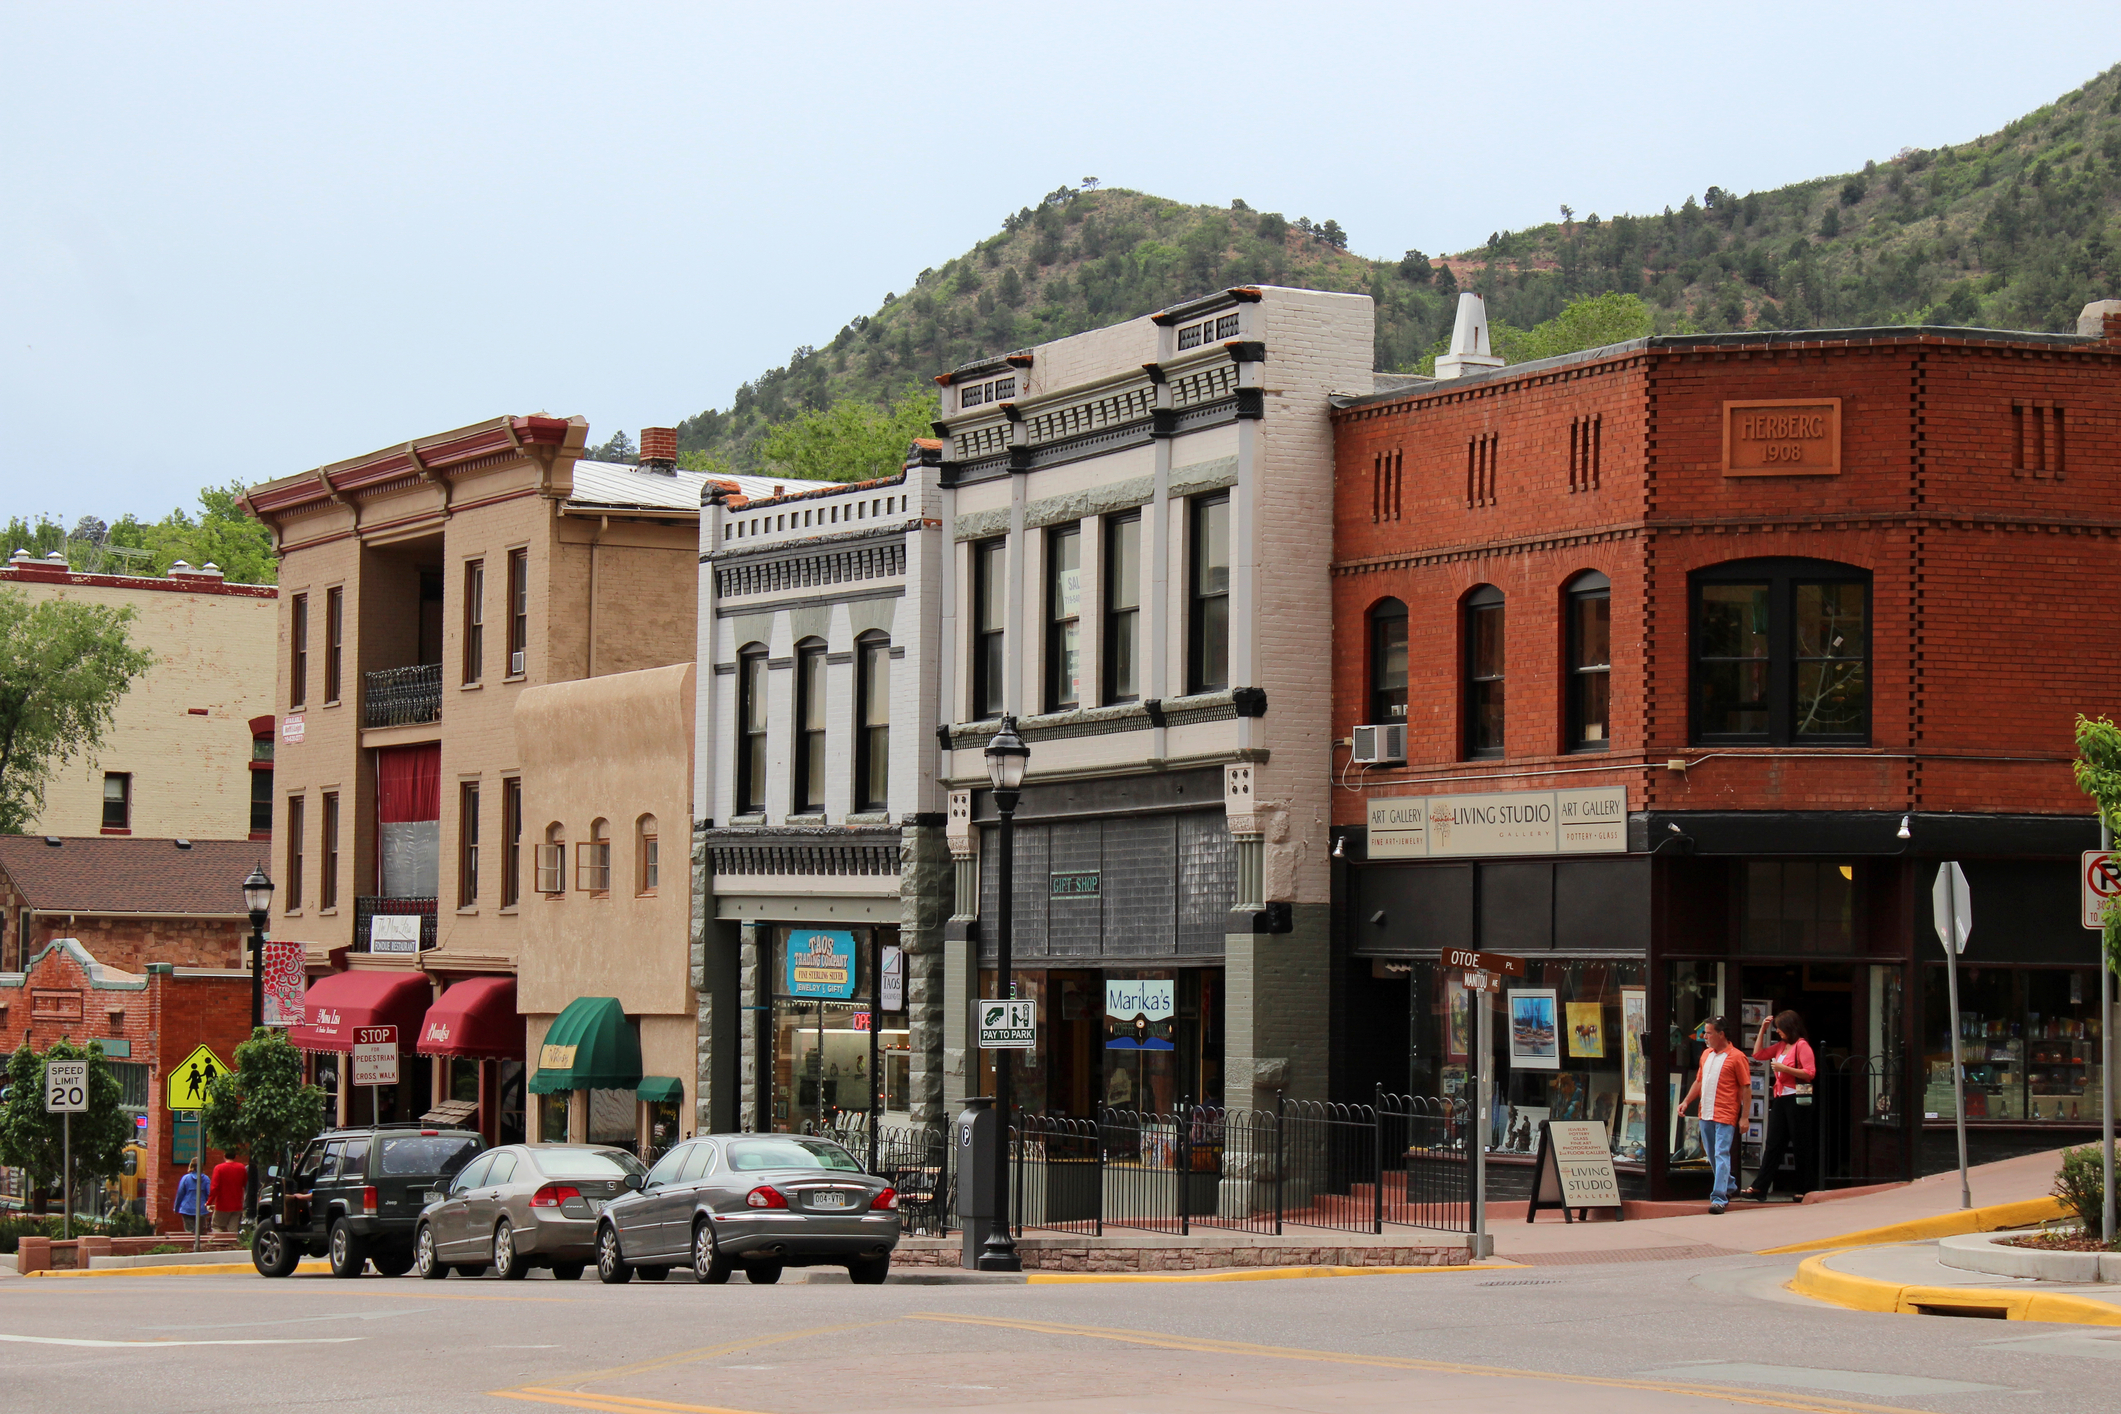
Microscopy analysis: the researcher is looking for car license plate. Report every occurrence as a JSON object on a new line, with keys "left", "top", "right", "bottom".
{"left": 423, "top": 1190, "right": 443, "bottom": 1206}
{"left": 809, "top": 1191, "right": 852, "bottom": 1210}
{"left": 588, "top": 1198, "right": 607, "bottom": 1215}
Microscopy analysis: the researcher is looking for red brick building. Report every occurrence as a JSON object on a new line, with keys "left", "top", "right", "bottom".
{"left": 1, "top": 938, "right": 252, "bottom": 1230}
{"left": 1328, "top": 300, "right": 2121, "bottom": 1199}
{"left": 1, "top": 836, "right": 262, "bottom": 974}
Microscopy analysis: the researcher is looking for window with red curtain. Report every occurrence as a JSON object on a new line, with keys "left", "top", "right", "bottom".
{"left": 377, "top": 744, "right": 441, "bottom": 898}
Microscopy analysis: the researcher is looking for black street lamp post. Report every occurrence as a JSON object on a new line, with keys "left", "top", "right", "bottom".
{"left": 978, "top": 716, "right": 1029, "bottom": 1273}
{"left": 243, "top": 865, "right": 274, "bottom": 1031}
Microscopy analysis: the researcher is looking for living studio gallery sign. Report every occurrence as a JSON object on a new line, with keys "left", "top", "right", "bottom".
{"left": 1366, "top": 786, "right": 1629, "bottom": 859}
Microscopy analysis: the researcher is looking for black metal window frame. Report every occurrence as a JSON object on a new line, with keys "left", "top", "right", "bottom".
{"left": 855, "top": 631, "right": 890, "bottom": 813}
{"left": 1103, "top": 511, "right": 1141, "bottom": 705}
{"left": 1565, "top": 571, "right": 1611, "bottom": 753}
{"left": 1368, "top": 597, "right": 1407, "bottom": 726}
{"left": 501, "top": 777, "right": 522, "bottom": 908}
{"left": 736, "top": 644, "right": 769, "bottom": 815}
{"left": 1188, "top": 492, "right": 1231, "bottom": 694}
{"left": 972, "top": 537, "right": 1007, "bottom": 719}
{"left": 290, "top": 592, "right": 308, "bottom": 709}
{"left": 285, "top": 792, "right": 304, "bottom": 910}
{"left": 794, "top": 637, "right": 828, "bottom": 815}
{"left": 1045, "top": 522, "right": 1082, "bottom": 713}
{"left": 1463, "top": 585, "right": 1505, "bottom": 759}
{"left": 249, "top": 742, "right": 274, "bottom": 836}
{"left": 101, "top": 771, "right": 131, "bottom": 830}
{"left": 1690, "top": 557, "right": 1871, "bottom": 747}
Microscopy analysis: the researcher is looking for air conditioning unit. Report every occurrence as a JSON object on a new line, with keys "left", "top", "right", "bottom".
{"left": 1351, "top": 723, "right": 1407, "bottom": 765}
{"left": 510, "top": 648, "right": 526, "bottom": 676}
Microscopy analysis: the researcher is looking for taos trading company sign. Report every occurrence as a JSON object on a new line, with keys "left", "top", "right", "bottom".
{"left": 1723, "top": 398, "right": 1841, "bottom": 477}
{"left": 1367, "top": 786, "right": 1628, "bottom": 859}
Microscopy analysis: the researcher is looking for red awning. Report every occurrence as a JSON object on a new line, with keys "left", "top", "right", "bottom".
{"left": 415, "top": 976, "right": 523, "bottom": 1060}
{"left": 289, "top": 969, "right": 432, "bottom": 1053}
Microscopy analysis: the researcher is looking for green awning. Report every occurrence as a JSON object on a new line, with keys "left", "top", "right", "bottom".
{"left": 636, "top": 1076, "right": 684, "bottom": 1104}
{"left": 527, "top": 997, "right": 640, "bottom": 1094}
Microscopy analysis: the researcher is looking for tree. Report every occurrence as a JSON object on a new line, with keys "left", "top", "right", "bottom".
{"left": 201, "top": 1028, "right": 327, "bottom": 1192}
{"left": 2075, "top": 715, "right": 2121, "bottom": 977}
{"left": 0, "top": 1040, "right": 132, "bottom": 1212}
{"left": 753, "top": 387, "right": 937, "bottom": 484}
{"left": 0, "top": 589, "right": 155, "bottom": 835}
{"left": 587, "top": 430, "right": 638, "bottom": 465}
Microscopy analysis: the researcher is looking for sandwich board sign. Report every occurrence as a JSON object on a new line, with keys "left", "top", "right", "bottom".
{"left": 978, "top": 1000, "right": 1037, "bottom": 1049}
{"left": 1528, "top": 1120, "right": 1624, "bottom": 1223}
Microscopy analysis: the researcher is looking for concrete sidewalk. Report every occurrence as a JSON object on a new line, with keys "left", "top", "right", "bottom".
{"left": 1486, "top": 1147, "right": 2069, "bottom": 1265}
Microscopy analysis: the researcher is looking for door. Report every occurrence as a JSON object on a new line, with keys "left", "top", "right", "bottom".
{"left": 623, "top": 1143, "right": 693, "bottom": 1259}
{"left": 465, "top": 1150, "right": 518, "bottom": 1252}
{"left": 665, "top": 1142, "right": 717, "bottom": 1253}
{"left": 432, "top": 1152, "right": 493, "bottom": 1259}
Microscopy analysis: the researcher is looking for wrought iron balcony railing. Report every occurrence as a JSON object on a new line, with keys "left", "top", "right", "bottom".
{"left": 363, "top": 663, "right": 441, "bottom": 728}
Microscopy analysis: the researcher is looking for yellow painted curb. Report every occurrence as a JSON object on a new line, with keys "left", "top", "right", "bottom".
{"left": 25, "top": 1259, "right": 331, "bottom": 1278}
{"left": 1027, "top": 1263, "right": 1502, "bottom": 1284}
{"left": 1758, "top": 1196, "right": 2066, "bottom": 1254}
{"left": 1789, "top": 1249, "right": 2121, "bottom": 1326}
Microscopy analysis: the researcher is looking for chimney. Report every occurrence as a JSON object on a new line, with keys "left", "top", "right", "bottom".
{"left": 1433, "top": 293, "right": 1506, "bottom": 381}
{"left": 640, "top": 427, "right": 678, "bottom": 475}
{"left": 2076, "top": 300, "right": 2121, "bottom": 344}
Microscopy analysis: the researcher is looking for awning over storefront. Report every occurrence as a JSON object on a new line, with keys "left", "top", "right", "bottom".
{"left": 288, "top": 969, "right": 431, "bottom": 1053}
{"left": 635, "top": 1076, "right": 683, "bottom": 1104}
{"left": 415, "top": 976, "right": 523, "bottom": 1060}
{"left": 527, "top": 996, "right": 640, "bottom": 1094}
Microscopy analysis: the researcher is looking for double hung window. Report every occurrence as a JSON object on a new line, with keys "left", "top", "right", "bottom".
{"left": 1566, "top": 573, "right": 1611, "bottom": 750}
{"left": 463, "top": 560, "right": 484, "bottom": 684}
{"left": 794, "top": 640, "right": 827, "bottom": 814}
{"left": 1693, "top": 559, "right": 1868, "bottom": 745}
{"left": 972, "top": 539, "right": 1007, "bottom": 718}
{"left": 1464, "top": 586, "right": 1505, "bottom": 758}
{"left": 1188, "top": 494, "right": 1230, "bottom": 693}
{"left": 856, "top": 633, "right": 890, "bottom": 811}
{"left": 737, "top": 646, "right": 769, "bottom": 815}
{"left": 1103, "top": 513, "right": 1141, "bottom": 703}
{"left": 1369, "top": 599, "right": 1407, "bottom": 725}
{"left": 1046, "top": 525, "right": 1082, "bottom": 712}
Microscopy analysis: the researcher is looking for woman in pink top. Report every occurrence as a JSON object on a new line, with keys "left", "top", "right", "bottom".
{"left": 1741, "top": 1009, "right": 1817, "bottom": 1202}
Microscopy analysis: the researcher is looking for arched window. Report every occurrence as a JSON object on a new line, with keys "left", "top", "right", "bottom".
{"left": 1463, "top": 586, "right": 1505, "bottom": 758}
{"left": 1565, "top": 572, "right": 1611, "bottom": 751}
{"left": 636, "top": 814, "right": 659, "bottom": 894}
{"left": 538, "top": 822, "right": 566, "bottom": 895}
{"left": 1367, "top": 598, "right": 1407, "bottom": 726}
{"left": 856, "top": 632, "right": 890, "bottom": 811}
{"left": 1693, "top": 558, "right": 1868, "bottom": 745}
{"left": 576, "top": 818, "right": 611, "bottom": 895}
{"left": 794, "top": 637, "right": 827, "bottom": 815}
{"left": 736, "top": 643, "right": 768, "bottom": 815}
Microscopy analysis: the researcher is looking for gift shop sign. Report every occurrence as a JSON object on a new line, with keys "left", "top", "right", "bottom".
{"left": 1367, "top": 787, "right": 1628, "bottom": 859}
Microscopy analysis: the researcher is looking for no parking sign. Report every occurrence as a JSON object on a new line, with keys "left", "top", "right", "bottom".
{"left": 2083, "top": 851, "right": 2121, "bottom": 930}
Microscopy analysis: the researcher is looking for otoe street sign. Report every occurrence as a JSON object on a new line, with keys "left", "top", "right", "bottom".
{"left": 2082, "top": 851, "right": 2121, "bottom": 930}
{"left": 44, "top": 1060, "right": 89, "bottom": 1113}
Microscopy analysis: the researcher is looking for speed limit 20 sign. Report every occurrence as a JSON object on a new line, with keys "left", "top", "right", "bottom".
{"left": 2085, "top": 851, "right": 2121, "bottom": 930}
{"left": 44, "top": 1059, "right": 89, "bottom": 1113}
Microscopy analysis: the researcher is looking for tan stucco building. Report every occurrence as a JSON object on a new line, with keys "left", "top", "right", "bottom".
{"left": 0, "top": 552, "right": 276, "bottom": 847}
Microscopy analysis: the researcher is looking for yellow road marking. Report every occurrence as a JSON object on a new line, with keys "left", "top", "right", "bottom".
{"left": 494, "top": 1392, "right": 770, "bottom": 1414}
{"left": 906, "top": 1312, "right": 1933, "bottom": 1414}
{"left": 489, "top": 1321, "right": 890, "bottom": 1409}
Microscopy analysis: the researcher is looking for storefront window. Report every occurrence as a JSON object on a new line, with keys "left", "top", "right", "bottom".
{"left": 538, "top": 1091, "right": 567, "bottom": 1143}
{"left": 1741, "top": 862, "right": 1857, "bottom": 953}
{"left": 975, "top": 967, "right": 1223, "bottom": 1119}
{"left": 768, "top": 926, "right": 903, "bottom": 1133}
{"left": 1922, "top": 964, "right": 2110, "bottom": 1124}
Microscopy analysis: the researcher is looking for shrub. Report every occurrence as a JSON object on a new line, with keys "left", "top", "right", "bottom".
{"left": 2052, "top": 1143, "right": 2110, "bottom": 1230}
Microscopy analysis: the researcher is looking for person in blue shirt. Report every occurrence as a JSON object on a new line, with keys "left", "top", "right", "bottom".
{"left": 174, "top": 1159, "right": 206, "bottom": 1227}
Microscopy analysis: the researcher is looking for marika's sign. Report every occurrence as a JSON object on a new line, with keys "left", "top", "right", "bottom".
{"left": 1367, "top": 786, "right": 1627, "bottom": 859}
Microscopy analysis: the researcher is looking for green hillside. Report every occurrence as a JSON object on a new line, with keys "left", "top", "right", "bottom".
{"left": 672, "top": 66, "right": 2121, "bottom": 475}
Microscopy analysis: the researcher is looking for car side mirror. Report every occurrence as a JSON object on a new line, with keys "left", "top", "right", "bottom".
{"left": 266, "top": 1166, "right": 280, "bottom": 1178}
{"left": 624, "top": 1173, "right": 645, "bottom": 1191}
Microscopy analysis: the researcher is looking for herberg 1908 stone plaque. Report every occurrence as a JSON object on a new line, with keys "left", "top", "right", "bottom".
{"left": 1723, "top": 398, "right": 1841, "bottom": 477}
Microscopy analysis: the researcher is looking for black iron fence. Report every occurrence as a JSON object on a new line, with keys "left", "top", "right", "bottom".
{"left": 364, "top": 663, "right": 442, "bottom": 728}
{"left": 820, "top": 1115, "right": 956, "bottom": 1237}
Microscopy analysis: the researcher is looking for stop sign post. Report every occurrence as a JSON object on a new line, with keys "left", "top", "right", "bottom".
{"left": 43, "top": 1059, "right": 88, "bottom": 1241}
{"left": 1931, "top": 863, "right": 1973, "bottom": 1211}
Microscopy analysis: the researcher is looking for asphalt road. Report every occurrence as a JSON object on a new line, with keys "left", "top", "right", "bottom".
{"left": 4, "top": 1255, "right": 2120, "bottom": 1414}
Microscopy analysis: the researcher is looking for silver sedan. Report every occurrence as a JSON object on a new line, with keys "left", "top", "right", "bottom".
{"left": 594, "top": 1134, "right": 900, "bottom": 1285}
{"left": 413, "top": 1143, "right": 647, "bottom": 1280}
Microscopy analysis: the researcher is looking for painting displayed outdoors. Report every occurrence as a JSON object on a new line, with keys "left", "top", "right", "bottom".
{"left": 1507, "top": 988, "right": 1559, "bottom": 1070}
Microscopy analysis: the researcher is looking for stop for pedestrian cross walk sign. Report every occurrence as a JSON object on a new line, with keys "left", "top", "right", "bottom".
{"left": 978, "top": 1000, "right": 1037, "bottom": 1049}
{"left": 166, "top": 1044, "right": 230, "bottom": 1110}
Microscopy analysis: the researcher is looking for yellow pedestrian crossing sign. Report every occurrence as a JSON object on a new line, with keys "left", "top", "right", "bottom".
{"left": 167, "top": 1044, "right": 230, "bottom": 1110}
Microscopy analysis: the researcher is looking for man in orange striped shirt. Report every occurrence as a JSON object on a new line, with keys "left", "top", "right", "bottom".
{"left": 1678, "top": 1015, "right": 1751, "bottom": 1215}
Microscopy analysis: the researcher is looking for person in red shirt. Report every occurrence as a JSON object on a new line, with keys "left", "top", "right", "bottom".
{"left": 1677, "top": 1015, "right": 1751, "bottom": 1214}
{"left": 209, "top": 1151, "right": 249, "bottom": 1233}
{"left": 1741, "top": 1009, "right": 1818, "bottom": 1202}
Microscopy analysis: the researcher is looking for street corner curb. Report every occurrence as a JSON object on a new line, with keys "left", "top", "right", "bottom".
{"left": 1024, "top": 1263, "right": 1514, "bottom": 1285}
{"left": 1757, "top": 1196, "right": 2068, "bottom": 1254}
{"left": 1789, "top": 1248, "right": 2121, "bottom": 1326}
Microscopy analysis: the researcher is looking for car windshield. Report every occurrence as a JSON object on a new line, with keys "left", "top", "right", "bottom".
{"left": 533, "top": 1149, "right": 647, "bottom": 1180}
{"left": 724, "top": 1137, "right": 862, "bottom": 1172}
{"left": 378, "top": 1135, "right": 482, "bottom": 1178}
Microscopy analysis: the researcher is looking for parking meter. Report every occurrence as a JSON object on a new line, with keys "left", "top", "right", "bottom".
{"left": 955, "top": 1095, "right": 1000, "bottom": 1267}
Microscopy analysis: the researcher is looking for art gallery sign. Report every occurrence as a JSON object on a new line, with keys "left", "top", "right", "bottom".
{"left": 1366, "top": 786, "right": 1628, "bottom": 859}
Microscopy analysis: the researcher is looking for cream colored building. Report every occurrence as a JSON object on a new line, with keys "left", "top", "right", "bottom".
{"left": 1, "top": 551, "right": 276, "bottom": 843}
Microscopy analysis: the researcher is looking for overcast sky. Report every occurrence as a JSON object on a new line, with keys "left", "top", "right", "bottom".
{"left": 4, "top": 2, "right": 2116, "bottom": 527}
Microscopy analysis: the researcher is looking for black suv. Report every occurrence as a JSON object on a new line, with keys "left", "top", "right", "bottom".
{"left": 252, "top": 1125, "right": 485, "bottom": 1278}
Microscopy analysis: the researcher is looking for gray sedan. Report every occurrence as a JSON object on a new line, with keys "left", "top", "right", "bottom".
{"left": 595, "top": 1134, "right": 899, "bottom": 1285}
{"left": 413, "top": 1144, "right": 647, "bottom": 1280}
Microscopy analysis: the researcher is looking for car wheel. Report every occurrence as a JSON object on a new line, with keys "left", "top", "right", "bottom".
{"left": 595, "top": 1225, "right": 632, "bottom": 1285}
{"left": 691, "top": 1222, "right": 732, "bottom": 1285}
{"left": 848, "top": 1255, "right": 890, "bottom": 1285}
{"left": 415, "top": 1226, "right": 448, "bottom": 1280}
{"left": 251, "top": 1221, "right": 300, "bottom": 1278}
{"left": 327, "top": 1218, "right": 367, "bottom": 1279}
{"left": 493, "top": 1220, "right": 528, "bottom": 1281}
{"left": 550, "top": 1261, "right": 586, "bottom": 1281}
{"left": 371, "top": 1248, "right": 416, "bottom": 1278}
{"left": 747, "top": 1262, "right": 783, "bottom": 1285}
{"left": 636, "top": 1265, "right": 668, "bottom": 1282}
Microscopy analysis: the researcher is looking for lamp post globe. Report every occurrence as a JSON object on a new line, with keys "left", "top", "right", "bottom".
{"left": 242, "top": 864, "right": 274, "bottom": 1031}
{"left": 978, "top": 717, "right": 1028, "bottom": 1272}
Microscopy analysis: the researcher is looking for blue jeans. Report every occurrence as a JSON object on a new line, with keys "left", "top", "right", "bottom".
{"left": 1701, "top": 1119, "right": 1737, "bottom": 1203}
